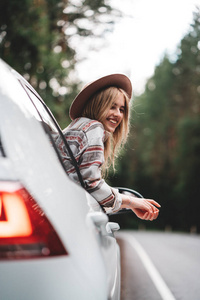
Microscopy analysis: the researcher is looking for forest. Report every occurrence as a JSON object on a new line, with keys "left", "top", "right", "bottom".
{"left": 1, "top": 0, "right": 200, "bottom": 232}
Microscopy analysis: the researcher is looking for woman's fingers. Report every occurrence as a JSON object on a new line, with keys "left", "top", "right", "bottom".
{"left": 130, "top": 196, "right": 161, "bottom": 210}
{"left": 146, "top": 199, "right": 161, "bottom": 208}
{"left": 144, "top": 208, "right": 159, "bottom": 221}
{"left": 144, "top": 199, "right": 161, "bottom": 217}
{"left": 143, "top": 212, "right": 153, "bottom": 221}
{"left": 129, "top": 196, "right": 161, "bottom": 221}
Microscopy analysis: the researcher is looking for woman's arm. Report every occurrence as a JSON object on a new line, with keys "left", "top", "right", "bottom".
{"left": 120, "top": 194, "right": 160, "bottom": 221}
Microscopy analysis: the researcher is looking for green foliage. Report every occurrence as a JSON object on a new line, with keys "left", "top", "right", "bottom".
{"left": 0, "top": 0, "right": 120, "bottom": 127}
{"left": 0, "top": 0, "right": 74, "bottom": 125}
{"left": 1, "top": 1, "right": 200, "bottom": 232}
{"left": 173, "top": 117, "right": 200, "bottom": 231}
{"left": 109, "top": 7, "right": 200, "bottom": 232}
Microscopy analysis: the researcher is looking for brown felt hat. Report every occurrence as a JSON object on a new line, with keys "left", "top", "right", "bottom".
{"left": 69, "top": 73, "right": 132, "bottom": 120}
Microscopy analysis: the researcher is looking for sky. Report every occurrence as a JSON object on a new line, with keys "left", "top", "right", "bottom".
{"left": 75, "top": 0, "right": 200, "bottom": 96}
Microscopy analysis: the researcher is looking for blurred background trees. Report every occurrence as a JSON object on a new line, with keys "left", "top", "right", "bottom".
{"left": 109, "top": 7, "right": 200, "bottom": 233}
{"left": 0, "top": 0, "right": 120, "bottom": 127}
{"left": 0, "top": 0, "right": 200, "bottom": 232}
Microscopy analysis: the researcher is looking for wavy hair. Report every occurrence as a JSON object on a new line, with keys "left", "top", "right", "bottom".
{"left": 82, "top": 86, "right": 131, "bottom": 172}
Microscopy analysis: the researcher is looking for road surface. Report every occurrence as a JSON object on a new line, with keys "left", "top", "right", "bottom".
{"left": 117, "top": 231, "right": 200, "bottom": 300}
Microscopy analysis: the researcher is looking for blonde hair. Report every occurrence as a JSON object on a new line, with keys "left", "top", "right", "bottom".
{"left": 82, "top": 86, "right": 130, "bottom": 172}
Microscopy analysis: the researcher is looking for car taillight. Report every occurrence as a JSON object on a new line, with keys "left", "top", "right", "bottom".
{"left": 0, "top": 182, "right": 68, "bottom": 260}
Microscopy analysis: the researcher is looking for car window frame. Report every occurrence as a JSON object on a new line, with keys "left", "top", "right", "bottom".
{"left": 16, "top": 77, "right": 85, "bottom": 189}
{"left": 0, "top": 137, "right": 6, "bottom": 157}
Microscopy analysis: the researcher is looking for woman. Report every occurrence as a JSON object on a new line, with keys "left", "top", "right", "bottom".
{"left": 57, "top": 74, "right": 160, "bottom": 221}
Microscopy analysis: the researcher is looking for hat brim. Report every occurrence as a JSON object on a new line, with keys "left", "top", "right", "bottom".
{"left": 69, "top": 74, "right": 132, "bottom": 120}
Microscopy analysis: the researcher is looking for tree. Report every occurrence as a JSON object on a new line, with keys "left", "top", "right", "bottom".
{"left": 0, "top": 0, "right": 120, "bottom": 127}
{"left": 109, "top": 6, "right": 200, "bottom": 232}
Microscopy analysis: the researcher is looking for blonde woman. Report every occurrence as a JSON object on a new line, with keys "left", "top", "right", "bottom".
{"left": 57, "top": 74, "right": 160, "bottom": 221}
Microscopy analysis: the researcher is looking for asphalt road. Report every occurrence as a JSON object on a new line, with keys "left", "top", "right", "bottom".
{"left": 117, "top": 230, "right": 200, "bottom": 300}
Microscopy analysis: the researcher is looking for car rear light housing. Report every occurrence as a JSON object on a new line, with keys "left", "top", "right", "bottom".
{"left": 0, "top": 182, "right": 68, "bottom": 260}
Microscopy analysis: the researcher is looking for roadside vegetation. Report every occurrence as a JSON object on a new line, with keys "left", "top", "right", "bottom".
{"left": 1, "top": 1, "right": 200, "bottom": 232}
{"left": 109, "top": 8, "right": 200, "bottom": 233}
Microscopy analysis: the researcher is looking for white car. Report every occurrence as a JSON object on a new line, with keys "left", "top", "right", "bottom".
{"left": 0, "top": 59, "right": 122, "bottom": 300}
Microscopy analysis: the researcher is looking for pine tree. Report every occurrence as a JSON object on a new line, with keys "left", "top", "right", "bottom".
{"left": 109, "top": 6, "right": 200, "bottom": 231}
{"left": 0, "top": 0, "right": 120, "bottom": 127}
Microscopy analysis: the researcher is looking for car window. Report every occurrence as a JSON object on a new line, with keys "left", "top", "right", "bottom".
{"left": 18, "top": 80, "right": 85, "bottom": 189}
{"left": 18, "top": 83, "right": 68, "bottom": 169}
{"left": 0, "top": 137, "right": 6, "bottom": 157}
{"left": 23, "top": 86, "right": 58, "bottom": 134}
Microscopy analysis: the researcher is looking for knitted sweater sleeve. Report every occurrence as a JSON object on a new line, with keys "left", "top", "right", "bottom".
{"left": 79, "top": 121, "right": 122, "bottom": 214}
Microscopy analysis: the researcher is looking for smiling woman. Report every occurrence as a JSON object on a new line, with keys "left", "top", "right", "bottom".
{"left": 83, "top": 87, "right": 128, "bottom": 134}
{"left": 55, "top": 73, "right": 161, "bottom": 220}
{"left": 102, "top": 91, "right": 125, "bottom": 133}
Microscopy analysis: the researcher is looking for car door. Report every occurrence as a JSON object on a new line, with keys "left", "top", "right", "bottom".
{"left": 16, "top": 74, "right": 121, "bottom": 300}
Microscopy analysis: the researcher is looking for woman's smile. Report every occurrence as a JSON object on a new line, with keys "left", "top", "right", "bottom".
{"left": 102, "top": 92, "right": 125, "bottom": 133}
{"left": 107, "top": 118, "right": 117, "bottom": 124}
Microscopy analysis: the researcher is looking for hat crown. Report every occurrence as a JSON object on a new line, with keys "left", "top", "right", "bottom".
{"left": 69, "top": 74, "right": 132, "bottom": 120}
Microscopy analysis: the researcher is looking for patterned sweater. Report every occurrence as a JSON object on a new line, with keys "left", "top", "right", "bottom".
{"left": 56, "top": 117, "right": 122, "bottom": 213}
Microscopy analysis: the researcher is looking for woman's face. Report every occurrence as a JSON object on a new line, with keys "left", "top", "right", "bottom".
{"left": 102, "top": 92, "right": 125, "bottom": 133}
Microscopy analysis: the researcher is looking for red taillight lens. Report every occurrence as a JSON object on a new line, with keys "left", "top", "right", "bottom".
{"left": 0, "top": 191, "right": 33, "bottom": 238}
{"left": 0, "top": 183, "right": 68, "bottom": 260}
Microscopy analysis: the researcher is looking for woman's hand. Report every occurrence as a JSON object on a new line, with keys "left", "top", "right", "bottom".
{"left": 121, "top": 195, "right": 160, "bottom": 221}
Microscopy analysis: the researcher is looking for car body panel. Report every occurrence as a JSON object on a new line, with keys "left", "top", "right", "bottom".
{"left": 0, "top": 59, "right": 120, "bottom": 300}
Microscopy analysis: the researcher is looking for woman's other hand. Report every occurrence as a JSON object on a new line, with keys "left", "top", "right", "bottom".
{"left": 121, "top": 195, "right": 161, "bottom": 221}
